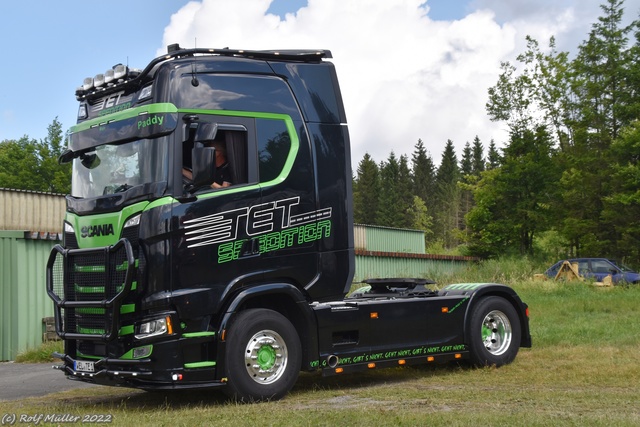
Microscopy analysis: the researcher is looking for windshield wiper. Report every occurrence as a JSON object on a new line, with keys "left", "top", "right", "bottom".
{"left": 103, "top": 183, "right": 134, "bottom": 195}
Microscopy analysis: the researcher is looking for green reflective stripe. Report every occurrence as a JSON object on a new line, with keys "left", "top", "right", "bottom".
{"left": 74, "top": 265, "right": 105, "bottom": 273}
{"left": 74, "top": 259, "right": 139, "bottom": 274}
{"left": 120, "top": 304, "right": 135, "bottom": 314}
{"left": 74, "top": 279, "right": 137, "bottom": 294}
{"left": 184, "top": 361, "right": 217, "bottom": 369}
{"left": 76, "top": 308, "right": 105, "bottom": 315}
{"left": 182, "top": 332, "right": 216, "bottom": 338}
{"left": 76, "top": 323, "right": 133, "bottom": 336}
{"left": 77, "top": 329, "right": 102, "bottom": 335}
{"left": 74, "top": 283, "right": 130, "bottom": 294}
{"left": 74, "top": 284, "right": 105, "bottom": 293}
{"left": 116, "top": 261, "right": 131, "bottom": 271}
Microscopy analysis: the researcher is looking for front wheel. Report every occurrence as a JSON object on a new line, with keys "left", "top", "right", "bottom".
{"left": 468, "top": 296, "right": 521, "bottom": 367}
{"left": 224, "top": 309, "right": 301, "bottom": 402}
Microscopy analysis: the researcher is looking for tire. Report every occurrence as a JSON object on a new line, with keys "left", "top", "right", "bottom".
{"left": 468, "top": 296, "right": 521, "bottom": 367}
{"left": 224, "top": 309, "right": 301, "bottom": 402}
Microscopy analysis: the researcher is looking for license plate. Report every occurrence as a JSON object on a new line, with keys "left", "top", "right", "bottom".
{"left": 74, "top": 360, "right": 95, "bottom": 372}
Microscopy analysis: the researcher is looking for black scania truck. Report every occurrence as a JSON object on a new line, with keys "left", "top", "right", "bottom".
{"left": 47, "top": 44, "right": 531, "bottom": 401}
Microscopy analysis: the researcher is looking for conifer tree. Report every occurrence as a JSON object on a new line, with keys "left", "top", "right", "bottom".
{"left": 433, "top": 140, "right": 460, "bottom": 248}
{"left": 353, "top": 153, "right": 380, "bottom": 225}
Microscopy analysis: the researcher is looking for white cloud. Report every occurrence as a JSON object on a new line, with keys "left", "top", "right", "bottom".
{"left": 160, "top": 0, "right": 640, "bottom": 167}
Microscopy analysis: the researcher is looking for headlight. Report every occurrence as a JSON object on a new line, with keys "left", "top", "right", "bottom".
{"left": 124, "top": 213, "right": 141, "bottom": 228}
{"left": 135, "top": 315, "right": 173, "bottom": 340}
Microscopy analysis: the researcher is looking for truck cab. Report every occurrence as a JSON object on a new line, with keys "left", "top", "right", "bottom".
{"left": 48, "top": 45, "right": 530, "bottom": 401}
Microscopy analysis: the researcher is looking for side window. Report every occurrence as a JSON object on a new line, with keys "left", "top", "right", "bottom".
{"left": 182, "top": 119, "right": 252, "bottom": 191}
{"left": 257, "top": 119, "right": 291, "bottom": 183}
{"left": 578, "top": 261, "right": 589, "bottom": 275}
{"left": 592, "top": 260, "right": 613, "bottom": 274}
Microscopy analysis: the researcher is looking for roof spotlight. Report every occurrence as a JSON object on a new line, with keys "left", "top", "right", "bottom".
{"left": 104, "top": 69, "right": 115, "bottom": 84}
{"left": 94, "top": 73, "right": 105, "bottom": 88}
{"left": 113, "top": 64, "right": 127, "bottom": 80}
{"left": 82, "top": 77, "right": 93, "bottom": 91}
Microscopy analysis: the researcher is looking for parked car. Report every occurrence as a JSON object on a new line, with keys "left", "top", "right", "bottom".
{"left": 545, "top": 258, "right": 640, "bottom": 284}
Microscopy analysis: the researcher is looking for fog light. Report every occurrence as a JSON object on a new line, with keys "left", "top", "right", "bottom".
{"left": 132, "top": 345, "right": 152, "bottom": 359}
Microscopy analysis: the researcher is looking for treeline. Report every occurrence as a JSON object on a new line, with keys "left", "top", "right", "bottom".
{"left": 0, "top": 118, "right": 70, "bottom": 194}
{"left": 353, "top": 0, "right": 640, "bottom": 265}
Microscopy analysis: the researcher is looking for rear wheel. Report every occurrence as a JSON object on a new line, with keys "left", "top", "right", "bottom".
{"left": 468, "top": 296, "right": 521, "bottom": 367}
{"left": 224, "top": 309, "right": 301, "bottom": 402}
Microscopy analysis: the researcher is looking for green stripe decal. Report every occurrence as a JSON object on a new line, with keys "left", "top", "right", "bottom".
{"left": 120, "top": 304, "right": 135, "bottom": 314}
{"left": 74, "top": 280, "right": 137, "bottom": 294}
{"left": 74, "top": 259, "right": 139, "bottom": 274}
{"left": 76, "top": 308, "right": 105, "bottom": 315}
{"left": 71, "top": 103, "right": 178, "bottom": 133}
{"left": 75, "top": 323, "right": 133, "bottom": 336}
{"left": 182, "top": 332, "right": 216, "bottom": 338}
{"left": 184, "top": 361, "right": 217, "bottom": 369}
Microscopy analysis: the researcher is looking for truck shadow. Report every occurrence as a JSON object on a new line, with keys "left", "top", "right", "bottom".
{"left": 67, "top": 362, "right": 468, "bottom": 410}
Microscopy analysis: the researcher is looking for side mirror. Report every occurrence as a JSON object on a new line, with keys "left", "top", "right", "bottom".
{"left": 190, "top": 145, "right": 216, "bottom": 191}
{"left": 58, "top": 148, "right": 76, "bottom": 164}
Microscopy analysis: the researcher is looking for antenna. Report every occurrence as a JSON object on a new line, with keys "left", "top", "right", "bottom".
{"left": 191, "top": 38, "right": 199, "bottom": 87}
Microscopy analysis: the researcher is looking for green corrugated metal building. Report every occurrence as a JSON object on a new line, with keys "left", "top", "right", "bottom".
{"left": 352, "top": 224, "right": 477, "bottom": 282}
{"left": 0, "top": 231, "right": 59, "bottom": 361}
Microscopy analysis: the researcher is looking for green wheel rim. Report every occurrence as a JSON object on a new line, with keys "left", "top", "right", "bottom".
{"left": 244, "top": 329, "right": 289, "bottom": 384}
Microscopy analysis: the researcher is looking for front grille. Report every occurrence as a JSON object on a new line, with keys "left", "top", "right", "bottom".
{"left": 47, "top": 239, "right": 136, "bottom": 341}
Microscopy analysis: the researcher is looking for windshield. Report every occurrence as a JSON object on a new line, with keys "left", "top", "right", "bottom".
{"left": 612, "top": 260, "right": 636, "bottom": 273}
{"left": 71, "top": 137, "right": 169, "bottom": 198}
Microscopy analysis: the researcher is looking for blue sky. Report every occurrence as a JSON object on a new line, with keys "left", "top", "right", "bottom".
{"left": 0, "top": 0, "right": 465, "bottom": 144}
{"left": 2, "top": 0, "right": 639, "bottom": 166}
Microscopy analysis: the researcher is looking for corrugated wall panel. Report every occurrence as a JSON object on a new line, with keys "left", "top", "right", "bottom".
{"left": 354, "top": 224, "right": 367, "bottom": 251}
{"left": 358, "top": 224, "right": 425, "bottom": 254}
{"left": 354, "top": 254, "right": 472, "bottom": 283}
{"left": 0, "top": 189, "right": 65, "bottom": 232}
{"left": 0, "top": 232, "right": 57, "bottom": 361}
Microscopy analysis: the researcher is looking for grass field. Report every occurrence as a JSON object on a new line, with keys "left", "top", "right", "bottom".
{"left": 2, "top": 260, "right": 639, "bottom": 426}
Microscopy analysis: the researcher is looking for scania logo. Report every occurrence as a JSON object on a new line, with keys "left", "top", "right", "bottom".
{"left": 81, "top": 224, "right": 115, "bottom": 238}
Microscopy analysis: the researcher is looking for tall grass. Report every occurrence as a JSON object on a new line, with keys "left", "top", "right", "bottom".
{"left": 432, "top": 255, "right": 548, "bottom": 285}
{"left": 14, "top": 340, "right": 63, "bottom": 363}
{"left": 3, "top": 257, "right": 639, "bottom": 426}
